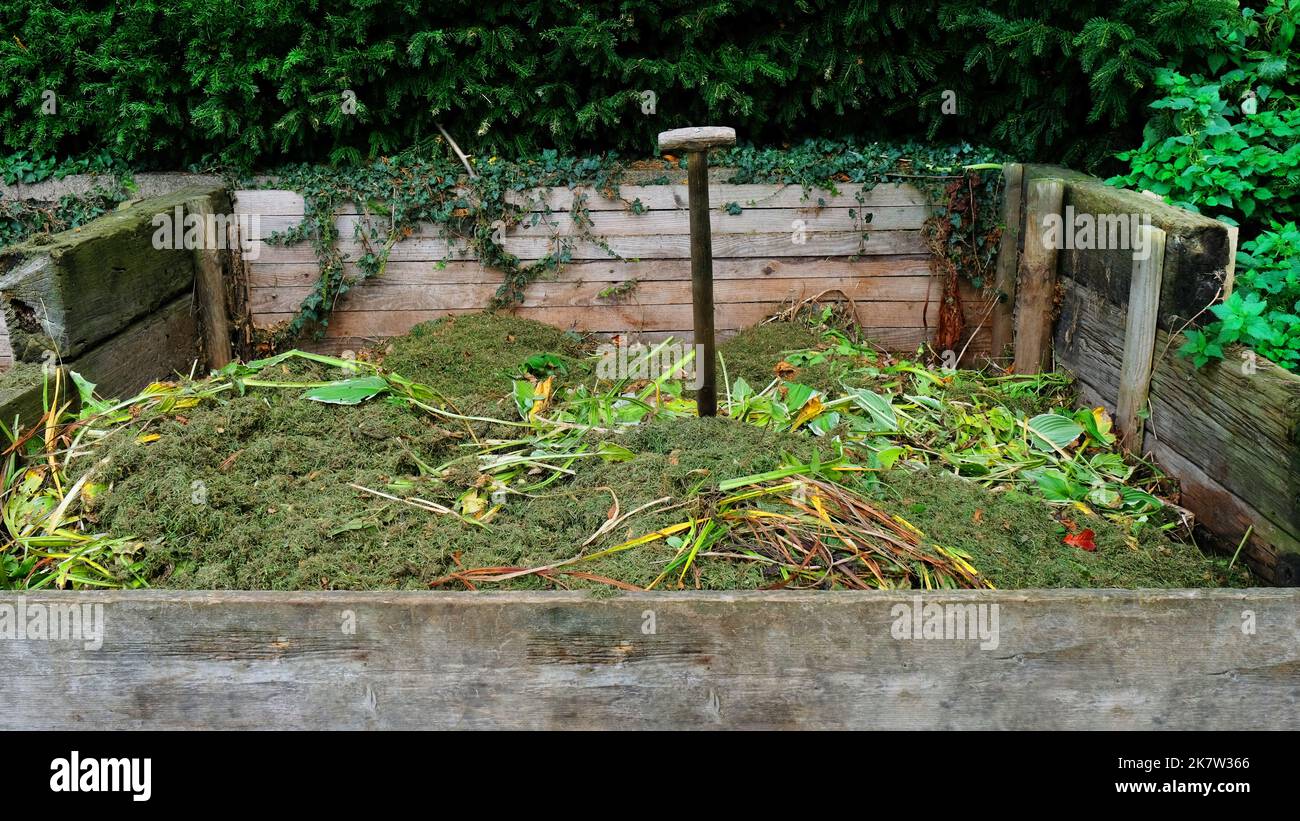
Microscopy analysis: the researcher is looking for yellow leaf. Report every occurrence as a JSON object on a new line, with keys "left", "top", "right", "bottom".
{"left": 529, "top": 376, "right": 553, "bottom": 418}
{"left": 460, "top": 489, "right": 485, "bottom": 516}
{"left": 1092, "top": 407, "right": 1113, "bottom": 438}
{"left": 135, "top": 433, "right": 161, "bottom": 444}
{"left": 790, "top": 396, "right": 824, "bottom": 431}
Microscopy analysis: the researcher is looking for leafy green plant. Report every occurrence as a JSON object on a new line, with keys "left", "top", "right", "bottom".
{"left": 258, "top": 139, "right": 1005, "bottom": 348}
{"left": 1111, "top": 2, "right": 1300, "bottom": 373}
{"left": 1110, "top": 2, "right": 1299, "bottom": 225}
{"left": 0, "top": 1, "right": 1233, "bottom": 169}
{"left": 1179, "top": 222, "right": 1300, "bottom": 370}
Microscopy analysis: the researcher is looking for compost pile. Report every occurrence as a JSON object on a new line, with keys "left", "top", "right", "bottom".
{"left": 1, "top": 313, "right": 1247, "bottom": 591}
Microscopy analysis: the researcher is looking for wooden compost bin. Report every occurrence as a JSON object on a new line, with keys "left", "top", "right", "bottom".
{"left": 1, "top": 589, "right": 1297, "bottom": 730}
{"left": 1003, "top": 165, "right": 1300, "bottom": 584}
{"left": 0, "top": 175, "right": 1296, "bottom": 730}
{"left": 236, "top": 182, "right": 990, "bottom": 356}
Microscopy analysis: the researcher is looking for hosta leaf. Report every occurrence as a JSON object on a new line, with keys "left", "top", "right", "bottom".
{"left": 302, "top": 376, "right": 389, "bottom": 405}
{"left": 1026, "top": 413, "right": 1084, "bottom": 452}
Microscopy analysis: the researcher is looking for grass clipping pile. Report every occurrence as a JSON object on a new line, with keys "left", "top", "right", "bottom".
{"left": 1, "top": 313, "right": 1247, "bottom": 591}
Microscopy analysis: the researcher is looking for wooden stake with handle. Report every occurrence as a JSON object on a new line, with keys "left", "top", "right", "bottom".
{"left": 656, "top": 126, "right": 736, "bottom": 416}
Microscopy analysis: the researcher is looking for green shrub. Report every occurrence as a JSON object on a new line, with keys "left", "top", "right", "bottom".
{"left": 1111, "top": 1, "right": 1300, "bottom": 372}
{"left": 0, "top": 1, "right": 1234, "bottom": 169}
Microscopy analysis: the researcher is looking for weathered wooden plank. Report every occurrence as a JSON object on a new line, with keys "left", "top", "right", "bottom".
{"left": 232, "top": 183, "right": 931, "bottom": 216}
{"left": 66, "top": 294, "right": 201, "bottom": 399}
{"left": 306, "top": 327, "right": 992, "bottom": 359}
{"left": 0, "top": 186, "right": 217, "bottom": 361}
{"left": 255, "top": 297, "right": 986, "bottom": 337}
{"left": 1146, "top": 440, "right": 1298, "bottom": 583}
{"left": 0, "top": 363, "right": 58, "bottom": 435}
{"left": 1056, "top": 278, "right": 1300, "bottom": 572}
{"left": 246, "top": 230, "right": 927, "bottom": 262}
{"left": 1115, "top": 225, "right": 1166, "bottom": 452}
{"left": 253, "top": 207, "right": 930, "bottom": 241}
{"left": 1013, "top": 178, "right": 1064, "bottom": 374}
{"left": 990, "top": 163, "right": 1023, "bottom": 362}
{"left": 1024, "top": 165, "right": 1232, "bottom": 330}
{"left": 189, "top": 190, "right": 234, "bottom": 370}
{"left": 0, "top": 589, "right": 1294, "bottom": 730}
{"left": 246, "top": 256, "right": 936, "bottom": 288}
{"left": 249, "top": 275, "right": 974, "bottom": 315}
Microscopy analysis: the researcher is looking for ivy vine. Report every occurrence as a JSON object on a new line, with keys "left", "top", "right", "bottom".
{"left": 250, "top": 139, "right": 1009, "bottom": 349}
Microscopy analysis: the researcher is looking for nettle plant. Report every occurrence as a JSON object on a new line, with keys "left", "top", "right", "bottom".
{"left": 1181, "top": 222, "right": 1300, "bottom": 369}
{"left": 1110, "top": 1, "right": 1300, "bottom": 372}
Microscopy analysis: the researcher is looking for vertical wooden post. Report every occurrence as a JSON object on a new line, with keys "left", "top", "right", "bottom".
{"left": 686, "top": 150, "right": 718, "bottom": 416}
{"left": 990, "top": 163, "right": 1024, "bottom": 364}
{"left": 1013, "top": 178, "right": 1065, "bottom": 374}
{"left": 1221, "top": 222, "right": 1240, "bottom": 296}
{"left": 1116, "top": 224, "right": 1167, "bottom": 453}
{"left": 657, "top": 126, "right": 736, "bottom": 417}
{"left": 189, "top": 193, "right": 233, "bottom": 370}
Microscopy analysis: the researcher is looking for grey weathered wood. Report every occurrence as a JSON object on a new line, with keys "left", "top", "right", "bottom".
{"left": 66, "top": 294, "right": 200, "bottom": 398}
{"left": 1115, "top": 225, "right": 1166, "bottom": 452}
{"left": 189, "top": 191, "right": 234, "bottom": 370}
{"left": 1056, "top": 278, "right": 1300, "bottom": 581}
{"left": 1024, "top": 165, "right": 1232, "bottom": 330}
{"left": 990, "top": 163, "right": 1024, "bottom": 363}
{"left": 1013, "top": 178, "right": 1064, "bottom": 374}
{"left": 234, "top": 183, "right": 930, "bottom": 215}
{"left": 657, "top": 127, "right": 737, "bottom": 152}
{"left": 1222, "top": 222, "right": 1240, "bottom": 295}
{"left": 0, "top": 186, "right": 220, "bottom": 361}
{"left": 0, "top": 589, "right": 1294, "bottom": 730}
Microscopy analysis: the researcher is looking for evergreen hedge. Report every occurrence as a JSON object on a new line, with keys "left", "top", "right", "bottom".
{"left": 1, "top": 0, "right": 1239, "bottom": 168}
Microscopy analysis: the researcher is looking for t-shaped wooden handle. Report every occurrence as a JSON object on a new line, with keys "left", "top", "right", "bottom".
{"left": 655, "top": 126, "right": 735, "bottom": 417}
{"left": 657, "top": 126, "right": 736, "bottom": 153}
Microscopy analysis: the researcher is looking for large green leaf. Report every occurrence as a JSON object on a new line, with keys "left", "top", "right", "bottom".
{"left": 847, "top": 388, "right": 898, "bottom": 430}
{"left": 301, "top": 376, "right": 390, "bottom": 405}
{"left": 1026, "top": 413, "right": 1084, "bottom": 452}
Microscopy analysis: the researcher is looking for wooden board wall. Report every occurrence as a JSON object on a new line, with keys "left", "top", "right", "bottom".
{"left": 2, "top": 589, "right": 1295, "bottom": 730}
{"left": 1021, "top": 165, "right": 1300, "bottom": 583}
{"left": 234, "top": 184, "right": 992, "bottom": 356}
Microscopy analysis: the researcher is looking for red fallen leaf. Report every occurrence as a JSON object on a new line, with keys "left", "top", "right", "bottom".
{"left": 1064, "top": 529, "right": 1097, "bottom": 552}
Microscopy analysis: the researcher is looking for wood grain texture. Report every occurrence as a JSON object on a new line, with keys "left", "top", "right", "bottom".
{"left": 0, "top": 186, "right": 217, "bottom": 361}
{"left": 1056, "top": 278, "right": 1300, "bottom": 577}
{"left": 1115, "top": 226, "right": 1166, "bottom": 452}
{"left": 232, "top": 183, "right": 931, "bottom": 215}
{"left": 0, "top": 589, "right": 1293, "bottom": 730}
{"left": 1013, "top": 178, "right": 1064, "bottom": 374}
{"left": 246, "top": 230, "right": 927, "bottom": 262}
{"left": 1023, "top": 165, "right": 1231, "bottom": 330}
{"left": 657, "top": 126, "right": 736, "bottom": 152}
{"left": 246, "top": 256, "right": 936, "bottom": 287}
{"left": 249, "top": 275, "right": 975, "bottom": 315}
{"left": 251, "top": 206, "right": 930, "bottom": 239}
{"left": 66, "top": 294, "right": 200, "bottom": 399}
{"left": 990, "top": 163, "right": 1023, "bottom": 362}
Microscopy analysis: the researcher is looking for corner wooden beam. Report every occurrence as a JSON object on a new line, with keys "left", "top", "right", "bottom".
{"left": 1013, "top": 178, "right": 1065, "bottom": 374}
{"left": 990, "top": 163, "right": 1024, "bottom": 363}
{"left": 1116, "top": 224, "right": 1167, "bottom": 452}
